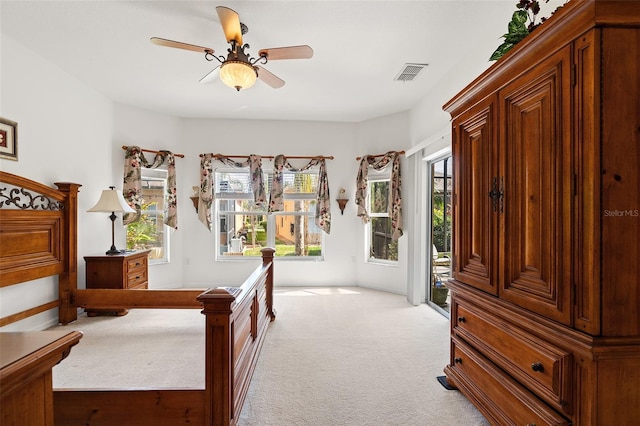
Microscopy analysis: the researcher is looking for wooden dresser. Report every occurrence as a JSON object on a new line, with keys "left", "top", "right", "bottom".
{"left": 0, "top": 331, "right": 82, "bottom": 425}
{"left": 443, "top": 1, "right": 640, "bottom": 424}
{"left": 84, "top": 250, "right": 150, "bottom": 315}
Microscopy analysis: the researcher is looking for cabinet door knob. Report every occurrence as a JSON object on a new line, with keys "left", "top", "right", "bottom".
{"left": 531, "top": 362, "right": 544, "bottom": 372}
{"left": 457, "top": 316, "right": 466, "bottom": 323}
{"left": 489, "top": 177, "right": 504, "bottom": 212}
{"left": 454, "top": 357, "right": 463, "bottom": 364}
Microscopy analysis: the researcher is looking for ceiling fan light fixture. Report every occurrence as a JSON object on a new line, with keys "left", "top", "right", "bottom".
{"left": 220, "top": 60, "right": 257, "bottom": 91}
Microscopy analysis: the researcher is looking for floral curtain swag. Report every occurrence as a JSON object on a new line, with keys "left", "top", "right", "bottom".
{"left": 198, "top": 154, "right": 266, "bottom": 231}
{"left": 269, "top": 154, "right": 331, "bottom": 235}
{"left": 355, "top": 151, "right": 403, "bottom": 240}
{"left": 123, "top": 145, "right": 177, "bottom": 229}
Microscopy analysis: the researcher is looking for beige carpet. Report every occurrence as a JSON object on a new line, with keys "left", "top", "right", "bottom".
{"left": 50, "top": 287, "right": 488, "bottom": 425}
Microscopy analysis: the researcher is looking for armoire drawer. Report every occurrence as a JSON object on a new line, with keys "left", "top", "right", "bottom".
{"left": 453, "top": 299, "right": 572, "bottom": 413}
{"left": 450, "top": 337, "right": 570, "bottom": 426}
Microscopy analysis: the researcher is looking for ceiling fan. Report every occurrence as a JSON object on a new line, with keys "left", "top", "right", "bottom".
{"left": 151, "top": 5, "right": 313, "bottom": 91}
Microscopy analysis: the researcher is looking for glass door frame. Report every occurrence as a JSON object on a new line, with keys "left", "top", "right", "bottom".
{"left": 425, "top": 152, "right": 453, "bottom": 316}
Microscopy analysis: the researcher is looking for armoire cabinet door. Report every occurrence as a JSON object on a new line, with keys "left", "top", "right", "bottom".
{"left": 452, "top": 95, "right": 498, "bottom": 295}
{"left": 499, "top": 46, "right": 573, "bottom": 325}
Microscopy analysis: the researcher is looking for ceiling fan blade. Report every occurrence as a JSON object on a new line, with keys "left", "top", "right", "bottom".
{"left": 258, "top": 45, "right": 313, "bottom": 61}
{"left": 200, "top": 66, "right": 220, "bottom": 84}
{"left": 256, "top": 66, "right": 285, "bottom": 89}
{"left": 150, "top": 37, "right": 214, "bottom": 54}
{"left": 216, "top": 6, "right": 243, "bottom": 45}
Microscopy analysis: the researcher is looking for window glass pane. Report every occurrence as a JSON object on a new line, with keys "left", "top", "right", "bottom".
{"left": 370, "top": 181, "right": 389, "bottom": 214}
{"left": 429, "top": 155, "right": 453, "bottom": 311}
{"left": 270, "top": 213, "right": 322, "bottom": 257}
{"left": 127, "top": 212, "right": 166, "bottom": 260}
{"left": 370, "top": 216, "right": 397, "bottom": 261}
{"left": 280, "top": 199, "right": 316, "bottom": 213}
{"left": 126, "top": 169, "right": 169, "bottom": 264}
{"left": 216, "top": 171, "right": 255, "bottom": 194}
{"left": 218, "top": 212, "right": 266, "bottom": 257}
{"left": 283, "top": 171, "right": 318, "bottom": 194}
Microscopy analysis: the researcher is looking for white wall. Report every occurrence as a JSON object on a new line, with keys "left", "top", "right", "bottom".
{"left": 0, "top": 35, "right": 113, "bottom": 330}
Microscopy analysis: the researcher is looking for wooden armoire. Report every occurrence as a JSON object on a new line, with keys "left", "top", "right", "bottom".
{"left": 442, "top": 1, "right": 640, "bottom": 424}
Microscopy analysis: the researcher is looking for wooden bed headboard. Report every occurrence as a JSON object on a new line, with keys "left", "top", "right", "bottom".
{"left": 0, "top": 171, "right": 81, "bottom": 327}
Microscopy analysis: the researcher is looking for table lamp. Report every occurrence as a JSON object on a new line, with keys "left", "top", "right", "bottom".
{"left": 88, "top": 186, "right": 136, "bottom": 255}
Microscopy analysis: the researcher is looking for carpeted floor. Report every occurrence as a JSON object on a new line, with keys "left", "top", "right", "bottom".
{"left": 50, "top": 287, "right": 488, "bottom": 425}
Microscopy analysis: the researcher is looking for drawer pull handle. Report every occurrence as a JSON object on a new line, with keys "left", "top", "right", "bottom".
{"left": 531, "top": 362, "right": 544, "bottom": 373}
{"left": 457, "top": 316, "right": 466, "bottom": 323}
{"left": 454, "top": 357, "right": 463, "bottom": 364}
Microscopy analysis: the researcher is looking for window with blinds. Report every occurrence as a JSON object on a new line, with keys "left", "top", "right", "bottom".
{"left": 215, "top": 170, "right": 318, "bottom": 195}
{"left": 214, "top": 168, "right": 323, "bottom": 260}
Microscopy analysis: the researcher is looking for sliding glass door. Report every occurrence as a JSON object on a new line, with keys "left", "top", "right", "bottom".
{"left": 428, "top": 156, "right": 453, "bottom": 312}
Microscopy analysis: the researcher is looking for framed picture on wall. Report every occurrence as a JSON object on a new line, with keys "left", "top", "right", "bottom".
{"left": 0, "top": 117, "right": 18, "bottom": 161}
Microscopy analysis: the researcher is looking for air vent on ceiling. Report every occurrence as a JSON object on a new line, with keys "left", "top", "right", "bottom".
{"left": 394, "top": 63, "right": 429, "bottom": 82}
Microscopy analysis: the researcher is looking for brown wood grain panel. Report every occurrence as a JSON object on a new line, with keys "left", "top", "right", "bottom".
{"left": 452, "top": 95, "right": 498, "bottom": 295}
{"left": 53, "top": 389, "right": 205, "bottom": 426}
{"left": 499, "top": 45, "right": 572, "bottom": 325}
{"left": 600, "top": 27, "right": 640, "bottom": 337}
{"left": 596, "top": 357, "right": 640, "bottom": 423}
{"left": 72, "top": 289, "right": 204, "bottom": 309}
{"left": 573, "top": 28, "right": 601, "bottom": 336}
{"left": 0, "top": 213, "right": 63, "bottom": 287}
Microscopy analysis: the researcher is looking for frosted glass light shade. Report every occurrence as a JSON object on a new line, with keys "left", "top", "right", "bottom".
{"left": 88, "top": 188, "right": 135, "bottom": 213}
{"left": 220, "top": 60, "right": 257, "bottom": 91}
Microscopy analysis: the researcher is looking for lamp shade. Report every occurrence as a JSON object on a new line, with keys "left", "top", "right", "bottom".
{"left": 88, "top": 188, "right": 136, "bottom": 213}
{"left": 220, "top": 60, "right": 257, "bottom": 91}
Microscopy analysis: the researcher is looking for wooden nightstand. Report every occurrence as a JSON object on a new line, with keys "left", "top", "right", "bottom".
{"left": 84, "top": 250, "right": 150, "bottom": 316}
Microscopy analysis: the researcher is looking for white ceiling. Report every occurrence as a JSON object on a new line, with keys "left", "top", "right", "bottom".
{"left": 1, "top": 1, "right": 537, "bottom": 123}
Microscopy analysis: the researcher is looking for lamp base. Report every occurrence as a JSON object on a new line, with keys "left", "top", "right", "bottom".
{"left": 105, "top": 248, "right": 126, "bottom": 255}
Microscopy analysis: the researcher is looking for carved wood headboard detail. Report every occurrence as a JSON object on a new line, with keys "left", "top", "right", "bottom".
{"left": 0, "top": 171, "right": 81, "bottom": 327}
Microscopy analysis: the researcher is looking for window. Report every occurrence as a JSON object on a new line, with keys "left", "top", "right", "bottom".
{"left": 126, "top": 168, "right": 169, "bottom": 264}
{"left": 367, "top": 178, "right": 398, "bottom": 262}
{"left": 215, "top": 168, "right": 323, "bottom": 259}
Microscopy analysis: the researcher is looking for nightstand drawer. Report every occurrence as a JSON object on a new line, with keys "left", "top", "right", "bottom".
{"left": 451, "top": 337, "right": 570, "bottom": 426}
{"left": 127, "top": 270, "right": 148, "bottom": 289}
{"left": 126, "top": 255, "right": 147, "bottom": 273}
{"left": 453, "top": 299, "right": 572, "bottom": 413}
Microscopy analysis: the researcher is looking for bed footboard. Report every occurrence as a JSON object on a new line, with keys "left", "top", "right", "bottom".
{"left": 54, "top": 248, "right": 276, "bottom": 426}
